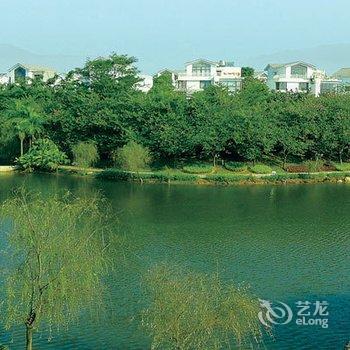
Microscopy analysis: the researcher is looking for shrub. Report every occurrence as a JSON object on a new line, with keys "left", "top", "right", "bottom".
{"left": 266, "top": 174, "right": 298, "bottom": 182}
{"left": 249, "top": 164, "right": 272, "bottom": 174}
{"left": 182, "top": 162, "right": 213, "bottom": 174}
{"left": 304, "top": 160, "right": 324, "bottom": 172}
{"left": 113, "top": 141, "right": 151, "bottom": 172}
{"left": 205, "top": 174, "right": 256, "bottom": 185}
{"left": 332, "top": 162, "right": 350, "bottom": 172}
{"left": 285, "top": 164, "right": 308, "bottom": 173}
{"left": 97, "top": 169, "right": 197, "bottom": 183}
{"left": 17, "top": 139, "right": 68, "bottom": 171}
{"left": 224, "top": 161, "right": 248, "bottom": 172}
{"left": 71, "top": 141, "right": 99, "bottom": 168}
{"left": 297, "top": 173, "right": 327, "bottom": 181}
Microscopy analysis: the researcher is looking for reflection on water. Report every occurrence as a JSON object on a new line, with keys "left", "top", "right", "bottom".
{"left": 0, "top": 173, "right": 349, "bottom": 349}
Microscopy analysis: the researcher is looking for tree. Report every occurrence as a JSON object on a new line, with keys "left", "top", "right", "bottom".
{"left": 319, "top": 95, "right": 350, "bottom": 163}
{"left": 74, "top": 53, "right": 141, "bottom": 98}
{"left": 114, "top": 141, "right": 152, "bottom": 172}
{"left": 190, "top": 85, "right": 234, "bottom": 166}
{"left": 139, "top": 88, "right": 192, "bottom": 161}
{"left": 241, "top": 67, "right": 255, "bottom": 78}
{"left": 142, "top": 265, "right": 267, "bottom": 350}
{"left": 296, "top": 96, "right": 328, "bottom": 162}
{"left": 237, "top": 77, "right": 270, "bottom": 106}
{"left": 71, "top": 141, "right": 99, "bottom": 168}
{"left": 46, "top": 54, "right": 142, "bottom": 160}
{"left": 271, "top": 95, "right": 309, "bottom": 167}
{"left": 17, "top": 138, "right": 68, "bottom": 171}
{"left": 150, "top": 71, "right": 174, "bottom": 93}
{"left": 0, "top": 191, "right": 117, "bottom": 350}
{"left": 5, "top": 99, "right": 45, "bottom": 156}
{"left": 228, "top": 102, "right": 276, "bottom": 164}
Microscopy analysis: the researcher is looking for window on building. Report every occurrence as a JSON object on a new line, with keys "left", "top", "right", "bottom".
{"left": 291, "top": 65, "right": 307, "bottom": 78}
{"left": 320, "top": 81, "right": 341, "bottom": 94}
{"left": 299, "top": 82, "right": 309, "bottom": 91}
{"left": 14, "top": 66, "right": 26, "bottom": 82}
{"left": 219, "top": 79, "right": 241, "bottom": 92}
{"left": 200, "top": 80, "right": 212, "bottom": 89}
{"left": 192, "top": 62, "right": 211, "bottom": 76}
{"left": 276, "top": 82, "right": 287, "bottom": 90}
{"left": 33, "top": 73, "right": 44, "bottom": 80}
{"left": 177, "top": 81, "right": 187, "bottom": 90}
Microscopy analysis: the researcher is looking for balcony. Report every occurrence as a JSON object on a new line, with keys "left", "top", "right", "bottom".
{"left": 178, "top": 72, "right": 213, "bottom": 78}
{"left": 274, "top": 73, "right": 308, "bottom": 79}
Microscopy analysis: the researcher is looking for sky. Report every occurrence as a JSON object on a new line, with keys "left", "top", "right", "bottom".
{"left": 0, "top": 0, "right": 350, "bottom": 73}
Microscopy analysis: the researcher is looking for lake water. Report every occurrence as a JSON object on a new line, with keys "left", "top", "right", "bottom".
{"left": 0, "top": 174, "right": 349, "bottom": 349}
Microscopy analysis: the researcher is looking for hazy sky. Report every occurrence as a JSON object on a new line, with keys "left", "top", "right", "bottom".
{"left": 1, "top": 0, "right": 349, "bottom": 72}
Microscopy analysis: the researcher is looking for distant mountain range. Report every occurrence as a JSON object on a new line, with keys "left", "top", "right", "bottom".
{"left": 0, "top": 44, "right": 85, "bottom": 73}
{"left": 239, "top": 43, "right": 350, "bottom": 75}
{"left": 0, "top": 43, "right": 349, "bottom": 75}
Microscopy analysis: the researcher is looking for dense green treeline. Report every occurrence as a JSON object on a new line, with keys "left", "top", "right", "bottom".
{"left": 0, "top": 53, "right": 349, "bottom": 168}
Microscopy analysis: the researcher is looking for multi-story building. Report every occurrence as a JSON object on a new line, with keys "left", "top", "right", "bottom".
{"left": 264, "top": 61, "right": 327, "bottom": 96}
{"left": 265, "top": 61, "right": 343, "bottom": 95}
{"left": 167, "top": 59, "right": 242, "bottom": 93}
{"left": 7, "top": 63, "right": 57, "bottom": 83}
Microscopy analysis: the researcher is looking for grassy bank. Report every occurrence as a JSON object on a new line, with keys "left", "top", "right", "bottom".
{"left": 92, "top": 168, "right": 350, "bottom": 186}
{"left": 55, "top": 163, "right": 350, "bottom": 186}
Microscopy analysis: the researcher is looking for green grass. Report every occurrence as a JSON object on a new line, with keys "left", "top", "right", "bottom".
{"left": 269, "top": 164, "right": 287, "bottom": 174}
{"left": 249, "top": 164, "right": 272, "bottom": 174}
{"left": 96, "top": 168, "right": 198, "bottom": 182}
{"left": 182, "top": 163, "right": 213, "bottom": 174}
{"left": 304, "top": 160, "right": 324, "bottom": 172}
{"left": 67, "top": 163, "right": 350, "bottom": 186}
{"left": 332, "top": 162, "right": 350, "bottom": 171}
{"left": 76, "top": 167, "right": 350, "bottom": 186}
{"left": 224, "top": 161, "right": 248, "bottom": 173}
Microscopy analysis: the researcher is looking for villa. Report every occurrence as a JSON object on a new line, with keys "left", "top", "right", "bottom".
{"left": 264, "top": 61, "right": 343, "bottom": 96}
{"left": 165, "top": 59, "right": 242, "bottom": 94}
{"left": 264, "top": 61, "right": 326, "bottom": 96}
{"left": 0, "top": 59, "right": 347, "bottom": 95}
{"left": 7, "top": 63, "right": 57, "bottom": 83}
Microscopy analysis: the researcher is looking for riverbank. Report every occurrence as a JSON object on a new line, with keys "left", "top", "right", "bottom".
{"left": 0, "top": 166, "right": 17, "bottom": 173}
{"left": 57, "top": 166, "right": 350, "bottom": 186}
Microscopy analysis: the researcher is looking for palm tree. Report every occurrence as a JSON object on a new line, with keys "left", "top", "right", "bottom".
{"left": 5, "top": 99, "right": 45, "bottom": 156}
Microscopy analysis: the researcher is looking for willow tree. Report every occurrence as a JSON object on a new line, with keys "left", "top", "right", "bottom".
{"left": 0, "top": 191, "right": 117, "bottom": 350}
{"left": 142, "top": 265, "right": 268, "bottom": 350}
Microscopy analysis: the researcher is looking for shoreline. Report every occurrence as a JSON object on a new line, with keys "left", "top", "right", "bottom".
{"left": 3, "top": 165, "right": 350, "bottom": 186}
{"left": 57, "top": 166, "right": 350, "bottom": 186}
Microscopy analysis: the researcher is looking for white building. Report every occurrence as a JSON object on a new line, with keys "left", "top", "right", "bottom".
{"left": 7, "top": 63, "right": 57, "bottom": 84}
{"left": 169, "top": 59, "right": 242, "bottom": 93}
{"left": 254, "top": 71, "right": 267, "bottom": 83}
{"left": 136, "top": 74, "right": 153, "bottom": 93}
{"left": 264, "top": 61, "right": 327, "bottom": 96}
{"left": 0, "top": 73, "right": 9, "bottom": 85}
